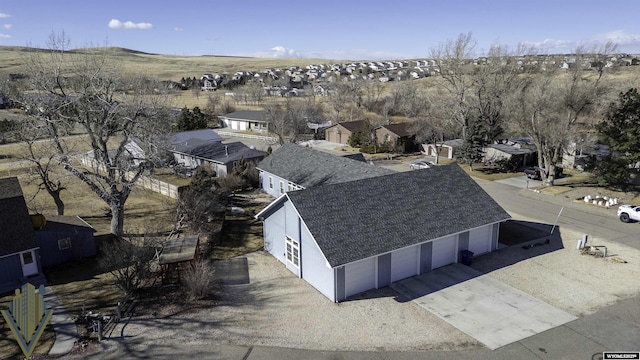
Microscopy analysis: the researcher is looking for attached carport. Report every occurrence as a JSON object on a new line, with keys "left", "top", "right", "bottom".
{"left": 391, "top": 263, "right": 577, "bottom": 350}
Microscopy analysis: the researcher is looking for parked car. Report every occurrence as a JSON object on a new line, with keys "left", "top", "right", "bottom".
{"left": 617, "top": 204, "right": 640, "bottom": 223}
{"left": 410, "top": 161, "right": 435, "bottom": 170}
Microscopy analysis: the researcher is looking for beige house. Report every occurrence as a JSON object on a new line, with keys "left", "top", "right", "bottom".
{"left": 324, "top": 120, "right": 366, "bottom": 145}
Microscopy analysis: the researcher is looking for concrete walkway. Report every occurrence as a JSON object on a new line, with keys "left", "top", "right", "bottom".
{"left": 391, "top": 264, "right": 577, "bottom": 350}
{"left": 43, "top": 287, "right": 76, "bottom": 356}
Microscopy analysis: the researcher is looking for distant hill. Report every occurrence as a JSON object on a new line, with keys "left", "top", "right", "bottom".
{"left": 0, "top": 45, "right": 340, "bottom": 82}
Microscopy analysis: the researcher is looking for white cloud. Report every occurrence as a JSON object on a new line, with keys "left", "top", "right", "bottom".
{"left": 173, "top": 27, "right": 184, "bottom": 32}
{"left": 108, "top": 19, "right": 153, "bottom": 30}
{"left": 0, "top": 13, "right": 11, "bottom": 18}
{"left": 3, "top": 24, "right": 11, "bottom": 29}
{"left": 522, "top": 38, "right": 573, "bottom": 51}
{"left": 591, "top": 30, "right": 640, "bottom": 46}
{"left": 0, "top": 33, "right": 10, "bottom": 38}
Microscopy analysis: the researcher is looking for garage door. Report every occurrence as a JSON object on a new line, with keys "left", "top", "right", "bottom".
{"left": 468, "top": 226, "right": 492, "bottom": 255}
{"left": 391, "top": 245, "right": 419, "bottom": 283}
{"left": 344, "top": 257, "right": 376, "bottom": 298}
{"left": 431, "top": 235, "right": 458, "bottom": 270}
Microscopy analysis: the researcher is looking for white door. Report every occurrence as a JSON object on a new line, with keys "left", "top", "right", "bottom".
{"left": 431, "top": 235, "right": 458, "bottom": 270}
{"left": 468, "top": 226, "right": 493, "bottom": 255}
{"left": 20, "top": 250, "right": 38, "bottom": 277}
{"left": 391, "top": 245, "right": 419, "bottom": 283}
{"left": 344, "top": 257, "right": 376, "bottom": 298}
{"left": 285, "top": 236, "right": 300, "bottom": 276}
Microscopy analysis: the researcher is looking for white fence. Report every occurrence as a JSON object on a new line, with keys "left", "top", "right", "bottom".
{"left": 217, "top": 131, "right": 278, "bottom": 143}
{"left": 80, "top": 154, "right": 179, "bottom": 199}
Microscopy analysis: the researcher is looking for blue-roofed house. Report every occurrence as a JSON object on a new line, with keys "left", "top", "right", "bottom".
{"left": 256, "top": 164, "right": 510, "bottom": 302}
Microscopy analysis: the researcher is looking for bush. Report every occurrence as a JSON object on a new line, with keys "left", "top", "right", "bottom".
{"left": 359, "top": 144, "right": 376, "bottom": 153}
{"left": 99, "top": 239, "right": 156, "bottom": 296}
{"left": 182, "top": 260, "right": 216, "bottom": 300}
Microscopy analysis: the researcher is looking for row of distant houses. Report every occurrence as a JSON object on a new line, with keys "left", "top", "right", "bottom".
{"left": 215, "top": 110, "right": 599, "bottom": 168}
{"left": 196, "top": 53, "right": 640, "bottom": 92}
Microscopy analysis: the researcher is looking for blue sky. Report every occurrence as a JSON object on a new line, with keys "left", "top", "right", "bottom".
{"left": 1, "top": 1, "right": 639, "bottom": 60}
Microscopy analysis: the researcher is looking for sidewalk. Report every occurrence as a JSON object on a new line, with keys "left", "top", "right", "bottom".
{"left": 43, "top": 287, "right": 76, "bottom": 356}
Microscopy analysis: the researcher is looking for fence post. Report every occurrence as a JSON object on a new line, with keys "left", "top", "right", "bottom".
{"left": 98, "top": 320, "right": 102, "bottom": 342}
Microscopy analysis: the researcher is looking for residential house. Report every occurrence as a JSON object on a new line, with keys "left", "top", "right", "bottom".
{"left": 124, "top": 129, "right": 224, "bottom": 166}
{"left": 173, "top": 141, "right": 265, "bottom": 177}
{"left": 375, "top": 122, "right": 419, "bottom": 153}
{"left": 256, "top": 164, "right": 510, "bottom": 302}
{"left": 483, "top": 137, "right": 537, "bottom": 167}
{"left": 34, "top": 215, "right": 97, "bottom": 268}
{"left": 422, "top": 139, "right": 463, "bottom": 160}
{"left": 0, "top": 177, "right": 45, "bottom": 294}
{"left": 219, "top": 110, "right": 269, "bottom": 132}
{"left": 256, "top": 143, "right": 394, "bottom": 197}
{"left": 324, "top": 120, "right": 367, "bottom": 145}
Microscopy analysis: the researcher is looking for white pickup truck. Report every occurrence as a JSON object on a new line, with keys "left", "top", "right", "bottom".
{"left": 617, "top": 204, "right": 640, "bottom": 223}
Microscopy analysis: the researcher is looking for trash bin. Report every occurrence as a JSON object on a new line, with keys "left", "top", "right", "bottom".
{"left": 460, "top": 250, "right": 474, "bottom": 266}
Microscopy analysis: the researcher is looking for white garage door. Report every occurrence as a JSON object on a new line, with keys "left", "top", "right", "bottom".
{"left": 391, "top": 245, "right": 419, "bottom": 283}
{"left": 469, "top": 226, "right": 493, "bottom": 255}
{"left": 431, "top": 235, "right": 458, "bottom": 270}
{"left": 239, "top": 121, "right": 248, "bottom": 131}
{"left": 230, "top": 120, "right": 239, "bottom": 130}
{"left": 344, "top": 257, "right": 376, "bottom": 298}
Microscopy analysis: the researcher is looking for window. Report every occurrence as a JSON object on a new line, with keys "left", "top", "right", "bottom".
{"left": 21, "top": 251, "right": 33, "bottom": 264}
{"left": 269, "top": 176, "right": 273, "bottom": 189}
{"left": 286, "top": 236, "right": 299, "bottom": 267}
{"left": 58, "top": 237, "right": 72, "bottom": 250}
{"left": 288, "top": 182, "right": 294, "bottom": 191}
{"left": 279, "top": 181, "right": 284, "bottom": 194}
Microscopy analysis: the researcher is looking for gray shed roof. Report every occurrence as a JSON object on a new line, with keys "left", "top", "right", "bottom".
{"left": 285, "top": 164, "right": 510, "bottom": 267}
{"left": 257, "top": 143, "right": 394, "bottom": 188}
{"left": 0, "top": 177, "right": 38, "bottom": 257}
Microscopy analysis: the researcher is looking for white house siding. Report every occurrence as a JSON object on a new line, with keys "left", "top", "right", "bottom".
{"left": 263, "top": 203, "right": 286, "bottom": 266}
{"left": 259, "top": 171, "right": 296, "bottom": 198}
{"left": 390, "top": 245, "right": 420, "bottom": 283}
{"left": 344, "top": 257, "right": 376, "bottom": 298}
{"left": 300, "top": 223, "right": 335, "bottom": 300}
{"left": 468, "top": 225, "right": 493, "bottom": 255}
{"left": 431, "top": 235, "right": 458, "bottom": 270}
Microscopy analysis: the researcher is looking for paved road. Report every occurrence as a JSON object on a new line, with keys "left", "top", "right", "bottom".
{"left": 477, "top": 178, "right": 640, "bottom": 250}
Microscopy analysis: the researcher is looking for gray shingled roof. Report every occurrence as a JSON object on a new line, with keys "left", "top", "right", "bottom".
{"left": 170, "top": 129, "right": 223, "bottom": 145}
{"left": 286, "top": 164, "right": 510, "bottom": 267}
{"left": 0, "top": 177, "right": 38, "bottom": 257}
{"left": 219, "top": 110, "right": 266, "bottom": 122}
{"left": 257, "top": 143, "right": 394, "bottom": 188}
{"left": 176, "top": 141, "right": 265, "bottom": 164}
{"left": 487, "top": 143, "right": 536, "bottom": 156}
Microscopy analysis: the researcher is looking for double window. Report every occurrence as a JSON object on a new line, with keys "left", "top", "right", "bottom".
{"left": 269, "top": 176, "right": 274, "bottom": 189}
{"left": 286, "top": 236, "right": 299, "bottom": 267}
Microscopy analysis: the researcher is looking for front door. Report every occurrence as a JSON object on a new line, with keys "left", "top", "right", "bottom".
{"left": 20, "top": 250, "right": 38, "bottom": 277}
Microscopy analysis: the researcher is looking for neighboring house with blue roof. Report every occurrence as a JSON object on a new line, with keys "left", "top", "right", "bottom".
{"left": 256, "top": 164, "right": 510, "bottom": 302}
{"left": 0, "top": 177, "right": 45, "bottom": 294}
{"left": 256, "top": 143, "right": 394, "bottom": 197}
{"left": 173, "top": 141, "right": 265, "bottom": 177}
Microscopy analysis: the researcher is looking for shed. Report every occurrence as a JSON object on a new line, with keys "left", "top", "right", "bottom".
{"left": 34, "top": 215, "right": 97, "bottom": 268}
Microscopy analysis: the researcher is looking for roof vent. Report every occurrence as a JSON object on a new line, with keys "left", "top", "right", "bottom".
{"left": 225, "top": 145, "right": 228, "bottom": 156}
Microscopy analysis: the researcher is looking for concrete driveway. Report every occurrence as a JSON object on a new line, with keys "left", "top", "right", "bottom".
{"left": 390, "top": 263, "right": 577, "bottom": 350}
{"left": 495, "top": 175, "right": 542, "bottom": 189}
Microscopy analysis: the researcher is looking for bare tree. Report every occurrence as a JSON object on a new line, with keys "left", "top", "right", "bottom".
{"left": 263, "top": 97, "right": 310, "bottom": 144}
{"left": 15, "top": 117, "right": 68, "bottom": 215}
{"left": 21, "top": 32, "right": 173, "bottom": 237}
{"left": 515, "top": 44, "right": 616, "bottom": 185}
